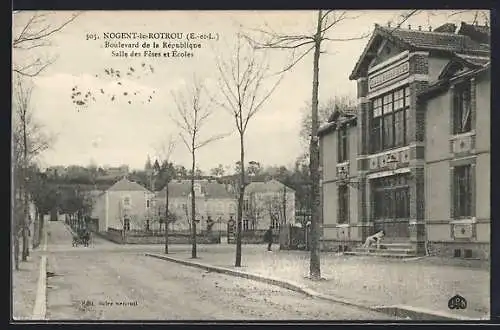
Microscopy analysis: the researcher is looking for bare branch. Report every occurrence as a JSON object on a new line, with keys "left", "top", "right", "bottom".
{"left": 13, "top": 11, "right": 82, "bottom": 48}
{"left": 194, "top": 133, "right": 230, "bottom": 150}
{"left": 12, "top": 11, "right": 81, "bottom": 77}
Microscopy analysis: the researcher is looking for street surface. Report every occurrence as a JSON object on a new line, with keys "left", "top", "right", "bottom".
{"left": 44, "top": 221, "right": 394, "bottom": 320}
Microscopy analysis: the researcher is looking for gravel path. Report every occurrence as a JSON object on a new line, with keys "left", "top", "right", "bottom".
{"left": 45, "top": 251, "right": 395, "bottom": 320}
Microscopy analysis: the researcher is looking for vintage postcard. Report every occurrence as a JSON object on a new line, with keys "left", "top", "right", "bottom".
{"left": 11, "top": 9, "right": 490, "bottom": 322}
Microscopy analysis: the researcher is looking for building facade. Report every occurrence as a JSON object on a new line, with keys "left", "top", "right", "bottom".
{"left": 91, "top": 178, "right": 154, "bottom": 232}
{"left": 319, "top": 22, "right": 490, "bottom": 259}
{"left": 155, "top": 179, "right": 237, "bottom": 233}
{"left": 243, "top": 179, "right": 296, "bottom": 231}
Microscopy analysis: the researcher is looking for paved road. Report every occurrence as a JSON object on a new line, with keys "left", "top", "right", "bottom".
{"left": 45, "top": 221, "right": 395, "bottom": 320}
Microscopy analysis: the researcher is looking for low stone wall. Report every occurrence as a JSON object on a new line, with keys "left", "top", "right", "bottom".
{"left": 427, "top": 241, "right": 490, "bottom": 260}
{"left": 229, "top": 230, "right": 279, "bottom": 244}
{"left": 320, "top": 239, "right": 361, "bottom": 252}
{"left": 100, "top": 227, "right": 220, "bottom": 244}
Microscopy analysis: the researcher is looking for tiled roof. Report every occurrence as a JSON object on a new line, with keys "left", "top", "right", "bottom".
{"left": 350, "top": 22, "right": 490, "bottom": 80}
{"left": 377, "top": 25, "right": 487, "bottom": 54}
{"left": 246, "top": 179, "right": 295, "bottom": 194}
{"left": 107, "top": 178, "right": 150, "bottom": 192}
{"left": 455, "top": 54, "right": 490, "bottom": 66}
{"left": 157, "top": 180, "right": 234, "bottom": 199}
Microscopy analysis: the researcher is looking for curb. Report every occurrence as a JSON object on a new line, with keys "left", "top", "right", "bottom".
{"left": 145, "top": 252, "right": 483, "bottom": 321}
{"left": 32, "top": 255, "right": 47, "bottom": 320}
{"left": 371, "top": 305, "right": 487, "bottom": 321}
{"left": 145, "top": 253, "right": 377, "bottom": 314}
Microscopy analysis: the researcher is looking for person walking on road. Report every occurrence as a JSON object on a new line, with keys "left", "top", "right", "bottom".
{"left": 264, "top": 226, "right": 273, "bottom": 251}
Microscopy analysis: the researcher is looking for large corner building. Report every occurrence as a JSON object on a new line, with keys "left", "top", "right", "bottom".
{"left": 318, "top": 22, "right": 490, "bottom": 259}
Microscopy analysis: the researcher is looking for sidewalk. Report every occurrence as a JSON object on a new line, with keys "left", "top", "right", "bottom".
{"left": 12, "top": 227, "right": 47, "bottom": 320}
{"left": 152, "top": 244, "right": 490, "bottom": 320}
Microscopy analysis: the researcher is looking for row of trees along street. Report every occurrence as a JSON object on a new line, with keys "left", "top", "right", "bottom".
{"left": 13, "top": 10, "right": 485, "bottom": 281}
{"left": 68, "top": 10, "right": 428, "bottom": 279}
{"left": 12, "top": 11, "right": 81, "bottom": 270}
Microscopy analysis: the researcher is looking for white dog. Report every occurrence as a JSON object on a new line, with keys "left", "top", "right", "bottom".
{"left": 363, "top": 230, "right": 385, "bottom": 251}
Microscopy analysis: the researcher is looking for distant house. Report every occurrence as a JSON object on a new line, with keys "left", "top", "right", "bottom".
{"left": 244, "top": 179, "right": 296, "bottom": 231}
{"left": 45, "top": 166, "right": 67, "bottom": 178}
{"left": 106, "top": 165, "right": 129, "bottom": 178}
{"left": 155, "top": 179, "right": 237, "bottom": 233}
{"left": 91, "top": 178, "right": 154, "bottom": 232}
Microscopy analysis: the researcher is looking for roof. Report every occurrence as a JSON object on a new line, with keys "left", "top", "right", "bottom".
{"left": 418, "top": 61, "right": 490, "bottom": 100}
{"left": 107, "top": 178, "right": 150, "bottom": 192}
{"left": 350, "top": 22, "right": 490, "bottom": 80}
{"left": 157, "top": 180, "right": 234, "bottom": 199}
{"left": 318, "top": 108, "right": 357, "bottom": 137}
{"left": 246, "top": 179, "right": 295, "bottom": 194}
{"left": 437, "top": 53, "right": 489, "bottom": 80}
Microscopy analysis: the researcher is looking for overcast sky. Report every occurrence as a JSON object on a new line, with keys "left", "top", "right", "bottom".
{"left": 12, "top": 10, "right": 487, "bottom": 173}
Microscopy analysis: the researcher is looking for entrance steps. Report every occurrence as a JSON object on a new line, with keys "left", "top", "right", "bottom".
{"left": 345, "top": 242, "right": 417, "bottom": 259}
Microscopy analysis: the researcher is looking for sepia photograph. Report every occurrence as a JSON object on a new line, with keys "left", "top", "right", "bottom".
{"left": 11, "top": 9, "right": 490, "bottom": 322}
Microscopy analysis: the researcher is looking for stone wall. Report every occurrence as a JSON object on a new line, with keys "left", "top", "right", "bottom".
{"left": 99, "top": 227, "right": 220, "bottom": 244}
{"left": 426, "top": 241, "right": 489, "bottom": 260}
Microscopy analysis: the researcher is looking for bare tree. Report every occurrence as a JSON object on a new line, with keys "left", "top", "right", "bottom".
{"left": 171, "top": 77, "right": 227, "bottom": 258}
{"left": 12, "top": 75, "right": 53, "bottom": 265}
{"left": 299, "top": 95, "right": 356, "bottom": 150}
{"left": 12, "top": 11, "right": 81, "bottom": 77}
{"left": 153, "top": 134, "right": 178, "bottom": 254}
{"left": 214, "top": 32, "right": 283, "bottom": 267}
{"left": 246, "top": 9, "right": 485, "bottom": 279}
{"left": 244, "top": 10, "right": 371, "bottom": 279}
{"left": 210, "top": 164, "right": 226, "bottom": 178}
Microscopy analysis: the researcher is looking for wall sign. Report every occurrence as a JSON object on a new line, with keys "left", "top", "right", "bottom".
{"left": 452, "top": 223, "right": 474, "bottom": 239}
{"left": 369, "top": 61, "right": 409, "bottom": 91}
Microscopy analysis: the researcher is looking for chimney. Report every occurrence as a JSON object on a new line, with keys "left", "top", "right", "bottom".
{"left": 408, "top": 24, "right": 411, "bottom": 30}
{"left": 418, "top": 25, "right": 422, "bottom": 31}
{"left": 387, "top": 22, "right": 391, "bottom": 28}
{"left": 429, "top": 26, "right": 432, "bottom": 31}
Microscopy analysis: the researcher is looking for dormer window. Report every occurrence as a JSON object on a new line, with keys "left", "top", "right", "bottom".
{"left": 453, "top": 79, "right": 472, "bottom": 135}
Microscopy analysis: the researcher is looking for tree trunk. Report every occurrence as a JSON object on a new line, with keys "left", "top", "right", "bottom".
{"left": 235, "top": 133, "right": 245, "bottom": 267}
{"left": 22, "top": 183, "right": 30, "bottom": 260}
{"left": 165, "top": 180, "right": 170, "bottom": 254}
{"left": 33, "top": 207, "right": 39, "bottom": 249}
{"left": 39, "top": 212, "right": 44, "bottom": 248}
{"left": 13, "top": 188, "right": 20, "bottom": 270}
{"left": 309, "top": 9, "right": 323, "bottom": 280}
{"left": 22, "top": 115, "right": 29, "bottom": 261}
{"left": 191, "top": 149, "right": 197, "bottom": 258}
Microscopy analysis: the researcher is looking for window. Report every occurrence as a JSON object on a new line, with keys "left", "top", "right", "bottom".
{"left": 454, "top": 165, "right": 472, "bottom": 218}
{"left": 338, "top": 185, "right": 349, "bottom": 224}
{"left": 373, "top": 175, "right": 410, "bottom": 220}
{"left": 453, "top": 80, "right": 472, "bottom": 134}
{"left": 146, "top": 200, "right": 150, "bottom": 208}
{"left": 243, "top": 219, "right": 249, "bottom": 231}
{"left": 123, "top": 196, "right": 131, "bottom": 206}
{"left": 270, "top": 214, "right": 280, "bottom": 229}
{"left": 124, "top": 218, "right": 130, "bottom": 231}
{"left": 243, "top": 199, "right": 250, "bottom": 212}
{"left": 338, "top": 127, "right": 348, "bottom": 163}
{"left": 370, "top": 86, "right": 410, "bottom": 153}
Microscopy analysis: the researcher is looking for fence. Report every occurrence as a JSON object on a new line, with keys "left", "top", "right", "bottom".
{"left": 100, "top": 227, "right": 220, "bottom": 244}
{"left": 227, "top": 229, "right": 279, "bottom": 244}
{"left": 279, "top": 224, "right": 308, "bottom": 250}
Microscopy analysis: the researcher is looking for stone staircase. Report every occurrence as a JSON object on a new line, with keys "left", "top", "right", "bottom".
{"left": 345, "top": 242, "right": 418, "bottom": 259}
